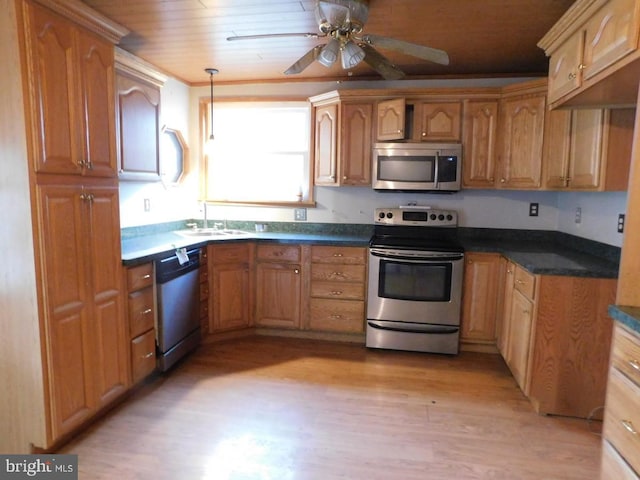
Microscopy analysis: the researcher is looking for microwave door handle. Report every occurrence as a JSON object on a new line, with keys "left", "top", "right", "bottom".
{"left": 434, "top": 152, "right": 440, "bottom": 189}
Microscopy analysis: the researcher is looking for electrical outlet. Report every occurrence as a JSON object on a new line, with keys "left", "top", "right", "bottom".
{"left": 143, "top": 198, "right": 151, "bottom": 212}
{"left": 618, "top": 214, "right": 625, "bottom": 233}
{"left": 529, "top": 202, "right": 539, "bottom": 217}
{"left": 575, "top": 207, "right": 582, "bottom": 224}
{"left": 294, "top": 208, "right": 307, "bottom": 221}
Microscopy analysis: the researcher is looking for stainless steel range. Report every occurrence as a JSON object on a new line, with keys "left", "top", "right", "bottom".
{"left": 366, "top": 205, "right": 464, "bottom": 354}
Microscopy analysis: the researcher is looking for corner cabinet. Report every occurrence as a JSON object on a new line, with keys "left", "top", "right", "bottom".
{"left": 310, "top": 92, "right": 373, "bottom": 187}
{"left": 114, "top": 48, "right": 167, "bottom": 181}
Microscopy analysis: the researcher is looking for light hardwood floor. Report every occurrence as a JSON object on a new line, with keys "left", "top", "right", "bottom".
{"left": 59, "top": 336, "right": 601, "bottom": 479}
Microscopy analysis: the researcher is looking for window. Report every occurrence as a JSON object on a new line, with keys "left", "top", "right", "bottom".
{"left": 201, "top": 100, "right": 313, "bottom": 205}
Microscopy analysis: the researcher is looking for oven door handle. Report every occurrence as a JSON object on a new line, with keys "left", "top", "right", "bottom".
{"left": 367, "top": 321, "right": 459, "bottom": 335}
{"left": 370, "top": 249, "right": 464, "bottom": 262}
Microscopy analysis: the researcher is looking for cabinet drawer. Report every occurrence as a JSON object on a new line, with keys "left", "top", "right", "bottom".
{"left": 127, "top": 263, "right": 153, "bottom": 291}
{"left": 309, "top": 298, "right": 365, "bottom": 333}
{"left": 611, "top": 324, "right": 640, "bottom": 387}
{"left": 601, "top": 440, "right": 640, "bottom": 480}
{"left": 131, "top": 330, "right": 156, "bottom": 384}
{"left": 311, "top": 281, "right": 365, "bottom": 300}
{"left": 311, "top": 263, "right": 366, "bottom": 283}
{"left": 257, "top": 244, "right": 300, "bottom": 262}
{"left": 311, "top": 246, "right": 366, "bottom": 264}
{"left": 128, "top": 287, "right": 155, "bottom": 338}
{"left": 603, "top": 368, "right": 640, "bottom": 474}
{"left": 514, "top": 265, "right": 536, "bottom": 299}
{"left": 209, "top": 243, "right": 251, "bottom": 264}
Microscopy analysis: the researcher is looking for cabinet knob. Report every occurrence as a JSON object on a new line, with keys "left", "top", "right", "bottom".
{"left": 421, "top": 132, "right": 427, "bottom": 137}
{"left": 500, "top": 178, "right": 506, "bottom": 183}
{"left": 294, "top": 268, "right": 300, "bottom": 274}
{"left": 568, "top": 72, "right": 576, "bottom": 80}
{"left": 621, "top": 420, "right": 638, "bottom": 435}
{"left": 467, "top": 260, "right": 473, "bottom": 265}
{"left": 578, "top": 63, "right": 585, "bottom": 70}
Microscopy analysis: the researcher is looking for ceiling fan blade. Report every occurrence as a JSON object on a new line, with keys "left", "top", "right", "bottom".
{"left": 284, "top": 45, "right": 324, "bottom": 75}
{"left": 360, "top": 43, "right": 405, "bottom": 80}
{"left": 361, "top": 34, "right": 449, "bottom": 65}
{"left": 227, "top": 33, "right": 325, "bottom": 41}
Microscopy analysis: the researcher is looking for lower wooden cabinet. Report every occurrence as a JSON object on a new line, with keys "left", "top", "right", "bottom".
{"left": 602, "top": 324, "right": 640, "bottom": 479}
{"left": 125, "top": 262, "right": 156, "bottom": 383}
{"left": 255, "top": 244, "right": 301, "bottom": 329}
{"left": 209, "top": 243, "right": 253, "bottom": 332}
{"left": 498, "top": 261, "right": 616, "bottom": 418}
{"left": 461, "top": 253, "right": 505, "bottom": 347}
{"left": 308, "top": 245, "right": 367, "bottom": 333}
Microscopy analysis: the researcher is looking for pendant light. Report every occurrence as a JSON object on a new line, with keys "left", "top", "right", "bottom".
{"left": 204, "top": 67, "right": 218, "bottom": 141}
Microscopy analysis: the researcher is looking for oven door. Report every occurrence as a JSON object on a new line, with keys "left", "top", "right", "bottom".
{"left": 367, "top": 248, "right": 464, "bottom": 326}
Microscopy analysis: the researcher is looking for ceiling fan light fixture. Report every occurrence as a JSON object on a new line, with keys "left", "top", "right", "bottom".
{"left": 318, "top": 37, "right": 340, "bottom": 67}
{"left": 341, "top": 40, "right": 365, "bottom": 69}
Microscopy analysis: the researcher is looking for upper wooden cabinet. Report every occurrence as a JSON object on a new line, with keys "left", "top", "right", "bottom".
{"left": 543, "top": 108, "right": 635, "bottom": 190}
{"left": 115, "top": 48, "right": 167, "bottom": 182}
{"left": 416, "top": 101, "right": 462, "bottom": 141}
{"left": 310, "top": 92, "right": 373, "bottom": 187}
{"left": 497, "top": 81, "right": 547, "bottom": 189}
{"left": 462, "top": 99, "right": 500, "bottom": 188}
{"left": 21, "top": 2, "right": 117, "bottom": 177}
{"left": 539, "top": 0, "right": 640, "bottom": 107}
{"left": 376, "top": 97, "right": 405, "bottom": 140}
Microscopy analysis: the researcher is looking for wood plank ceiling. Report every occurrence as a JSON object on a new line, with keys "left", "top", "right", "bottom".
{"left": 82, "top": 0, "right": 576, "bottom": 86}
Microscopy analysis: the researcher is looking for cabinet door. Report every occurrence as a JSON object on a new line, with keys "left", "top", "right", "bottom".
{"left": 462, "top": 100, "right": 499, "bottom": 188}
{"left": 498, "top": 94, "right": 546, "bottom": 188}
{"left": 77, "top": 30, "right": 117, "bottom": 177}
{"left": 314, "top": 104, "right": 339, "bottom": 185}
{"left": 505, "top": 288, "right": 534, "bottom": 390}
{"left": 340, "top": 102, "right": 373, "bottom": 186}
{"left": 211, "top": 263, "right": 251, "bottom": 331}
{"left": 84, "top": 185, "right": 128, "bottom": 404}
{"left": 36, "top": 184, "right": 92, "bottom": 438}
{"left": 542, "top": 109, "right": 572, "bottom": 189}
{"left": 116, "top": 73, "right": 161, "bottom": 181}
{"left": 23, "top": 2, "right": 83, "bottom": 175}
{"left": 547, "top": 31, "right": 585, "bottom": 104}
{"left": 461, "top": 253, "right": 502, "bottom": 344}
{"left": 583, "top": 0, "right": 640, "bottom": 81}
{"left": 255, "top": 262, "right": 301, "bottom": 329}
{"left": 418, "top": 102, "right": 462, "bottom": 141}
{"left": 568, "top": 109, "right": 606, "bottom": 189}
{"left": 376, "top": 98, "right": 405, "bottom": 140}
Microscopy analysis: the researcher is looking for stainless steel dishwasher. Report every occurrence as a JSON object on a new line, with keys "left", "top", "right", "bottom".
{"left": 155, "top": 248, "right": 201, "bottom": 371}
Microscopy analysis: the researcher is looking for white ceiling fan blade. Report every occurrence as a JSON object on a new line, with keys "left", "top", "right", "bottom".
{"left": 361, "top": 34, "right": 450, "bottom": 65}
{"left": 284, "top": 45, "right": 324, "bottom": 75}
{"left": 227, "top": 33, "right": 325, "bottom": 41}
{"left": 360, "top": 43, "right": 405, "bottom": 80}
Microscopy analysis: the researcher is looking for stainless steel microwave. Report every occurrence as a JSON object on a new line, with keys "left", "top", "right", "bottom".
{"left": 372, "top": 142, "right": 462, "bottom": 192}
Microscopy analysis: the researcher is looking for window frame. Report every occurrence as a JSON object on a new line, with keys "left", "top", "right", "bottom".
{"left": 199, "top": 96, "right": 315, "bottom": 207}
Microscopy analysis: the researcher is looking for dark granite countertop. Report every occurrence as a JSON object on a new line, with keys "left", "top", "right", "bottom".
{"left": 121, "top": 222, "right": 620, "bottom": 278}
{"left": 608, "top": 305, "right": 640, "bottom": 335}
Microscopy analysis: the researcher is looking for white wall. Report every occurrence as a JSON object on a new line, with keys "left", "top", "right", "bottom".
{"left": 119, "top": 75, "right": 628, "bottom": 247}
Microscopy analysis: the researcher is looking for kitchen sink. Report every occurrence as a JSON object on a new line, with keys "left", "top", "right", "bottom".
{"left": 175, "top": 228, "right": 249, "bottom": 237}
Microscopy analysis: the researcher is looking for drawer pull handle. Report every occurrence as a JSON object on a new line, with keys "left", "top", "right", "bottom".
{"left": 516, "top": 280, "right": 525, "bottom": 285}
{"left": 330, "top": 314, "right": 343, "bottom": 319}
{"left": 143, "top": 352, "right": 154, "bottom": 359}
{"left": 331, "top": 291, "right": 343, "bottom": 296}
{"left": 142, "top": 308, "right": 152, "bottom": 315}
{"left": 333, "top": 253, "right": 343, "bottom": 257}
{"left": 628, "top": 359, "right": 640, "bottom": 371}
{"left": 621, "top": 420, "right": 638, "bottom": 435}
{"left": 142, "top": 274, "right": 151, "bottom": 279}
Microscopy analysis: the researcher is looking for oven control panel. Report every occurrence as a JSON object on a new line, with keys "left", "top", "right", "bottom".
{"left": 374, "top": 207, "right": 458, "bottom": 227}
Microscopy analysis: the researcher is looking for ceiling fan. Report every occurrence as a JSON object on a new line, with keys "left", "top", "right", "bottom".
{"left": 226, "top": 0, "right": 449, "bottom": 80}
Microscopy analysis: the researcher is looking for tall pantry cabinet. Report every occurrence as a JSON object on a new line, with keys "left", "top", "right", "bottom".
{"left": 1, "top": 0, "right": 129, "bottom": 453}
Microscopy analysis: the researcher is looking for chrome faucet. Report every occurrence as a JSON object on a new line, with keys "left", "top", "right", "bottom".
{"left": 202, "top": 202, "right": 208, "bottom": 229}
